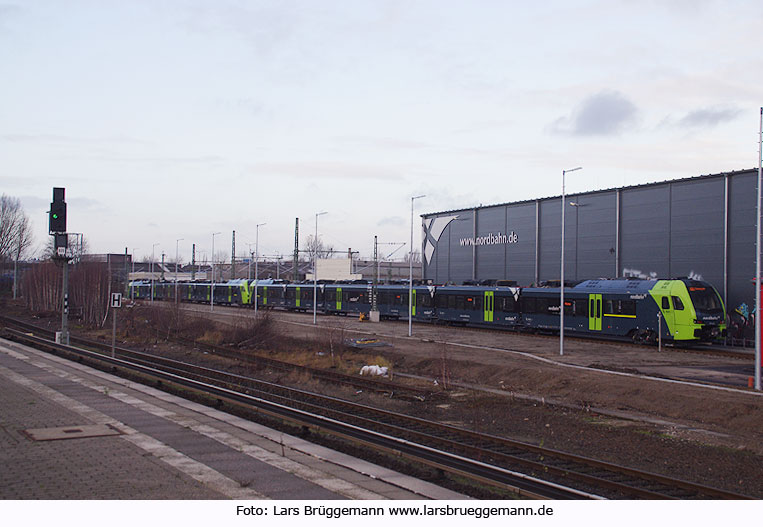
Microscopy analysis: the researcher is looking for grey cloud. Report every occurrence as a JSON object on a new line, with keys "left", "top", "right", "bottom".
{"left": 675, "top": 106, "right": 742, "bottom": 128}
{"left": 377, "top": 216, "right": 405, "bottom": 227}
{"left": 551, "top": 91, "right": 638, "bottom": 136}
{"left": 250, "top": 161, "right": 401, "bottom": 181}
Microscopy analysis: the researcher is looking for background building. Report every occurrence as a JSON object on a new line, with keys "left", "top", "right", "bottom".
{"left": 422, "top": 168, "right": 759, "bottom": 312}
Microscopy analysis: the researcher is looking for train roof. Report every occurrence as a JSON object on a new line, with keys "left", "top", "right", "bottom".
{"left": 570, "top": 278, "right": 658, "bottom": 293}
{"left": 436, "top": 284, "right": 519, "bottom": 293}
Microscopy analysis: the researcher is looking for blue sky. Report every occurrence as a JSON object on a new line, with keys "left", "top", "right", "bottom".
{"left": 1, "top": 0, "right": 762, "bottom": 263}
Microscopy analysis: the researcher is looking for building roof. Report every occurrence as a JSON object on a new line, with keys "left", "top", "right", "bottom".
{"left": 421, "top": 167, "right": 757, "bottom": 218}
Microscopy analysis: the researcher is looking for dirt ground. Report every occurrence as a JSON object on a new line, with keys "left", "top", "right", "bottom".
{"left": 3, "top": 299, "right": 762, "bottom": 498}
{"left": 177, "top": 304, "right": 763, "bottom": 498}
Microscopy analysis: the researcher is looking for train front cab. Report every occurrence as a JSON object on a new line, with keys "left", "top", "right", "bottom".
{"left": 649, "top": 279, "right": 726, "bottom": 343}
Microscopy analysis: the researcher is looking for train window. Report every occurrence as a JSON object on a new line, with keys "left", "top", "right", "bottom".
{"left": 604, "top": 299, "right": 637, "bottom": 316}
{"left": 456, "top": 296, "right": 465, "bottom": 310}
{"left": 688, "top": 286, "right": 723, "bottom": 312}
{"left": 448, "top": 295, "right": 456, "bottom": 309}
{"left": 662, "top": 297, "right": 671, "bottom": 309}
{"left": 521, "top": 297, "right": 536, "bottom": 313}
{"left": 436, "top": 294, "right": 447, "bottom": 308}
{"left": 499, "top": 296, "right": 516, "bottom": 312}
{"left": 671, "top": 296, "right": 684, "bottom": 310}
{"left": 475, "top": 295, "right": 483, "bottom": 311}
{"left": 419, "top": 293, "right": 433, "bottom": 307}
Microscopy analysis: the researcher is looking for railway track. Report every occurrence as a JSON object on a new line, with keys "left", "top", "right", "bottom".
{"left": 1, "top": 320, "right": 752, "bottom": 500}
{"left": 0, "top": 314, "right": 433, "bottom": 401}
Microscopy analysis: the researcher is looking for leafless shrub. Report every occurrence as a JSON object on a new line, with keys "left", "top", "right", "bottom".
{"left": 224, "top": 311, "right": 277, "bottom": 349}
{"left": 318, "top": 319, "right": 349, "bottom": 365}
{"left": 21, "top": 260, "right": 110, "bottom": 328}
{"left": 121, "top": 303, "right": 201, "bottom": 343}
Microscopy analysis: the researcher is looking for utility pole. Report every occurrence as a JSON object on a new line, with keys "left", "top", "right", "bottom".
{"left": 293, "top": 218, "right": 299, "bottom": 281}
{"left": 191, "top": 244, "right": 196, "bottom": 281}
{"left": 231, "top": 230, "right": 236, "bottom": 280}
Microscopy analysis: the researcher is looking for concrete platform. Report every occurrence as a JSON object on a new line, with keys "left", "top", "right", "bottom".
{"left": 0, "top": 337, "right": 468, "bottom": 500}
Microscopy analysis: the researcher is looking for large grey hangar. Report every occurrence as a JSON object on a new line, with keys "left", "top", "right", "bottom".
{"left": 421, "top": 168, "right": 760, "bottom": 312}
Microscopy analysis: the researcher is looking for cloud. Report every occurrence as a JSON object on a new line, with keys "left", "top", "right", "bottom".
{"left": 377, "top": 216, "right": 405, "bottom": 227}
{"left": 249, "top": 161, "right": 402, "bottom": 181}
{"left": 551, "top": 91, "right": 638, "bottom": 136}
{"left": 674, "top": 106, "right": 742, "bottom": 128}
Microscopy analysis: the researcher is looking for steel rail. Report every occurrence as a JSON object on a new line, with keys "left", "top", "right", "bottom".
{"left": 1, "top": 328, "right": 590, "bottom": 500}
{"left": 2, "top": 325, "right": 752, "bottom": 500}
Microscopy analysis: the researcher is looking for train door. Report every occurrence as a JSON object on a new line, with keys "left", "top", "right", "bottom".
{"left": 588, "top": 294, "right": 602, "bottom": 331}
{"left": 336, "top": 287, "right": 342, "bottom": 311}
{"left": 484, "top": 291, "right": 494, "bottom": 322}
{"left": 295, "top": 287, "right": 301, "bottom": 308}
{"left": 411, "top": 289, "right": 417, "bottom": 317}
{"left": 660, "top": 295, "right": 674, "bottom": 336}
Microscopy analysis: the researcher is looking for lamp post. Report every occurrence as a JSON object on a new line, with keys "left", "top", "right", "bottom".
{"left": 130, "top": 247, "right": 139, "bottom": 300}
{"left": 254, "top": 222, "right": 266, "bottom": 317}
{"left": 175, "top": 238, "right": 183, "bottom": 304}
{"left": 409, "top": 195, "right": 425, "bottom": 337}
{"left": 756, "top": 107, "right": 762, "bottom": 391}
{"left": 560, "top": 167, "right": 582, "bottom": 356}
{"left": 211, "top": 231, "right": 221, "bottom": 311}
{"left": 313, "top": 211, "right": 327, "bottom": 325}
{"left": 150, "top": 243, "right": 160, "bottom": 303}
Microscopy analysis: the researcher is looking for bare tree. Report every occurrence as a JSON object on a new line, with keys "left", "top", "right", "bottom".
{"left": 303, "top": 234, "right": 334, "bottom": 262}
{"left": 0, "top": 194, "right": 34, "bottom": 264}
{"left": 42, "top": 233, "right": 89, "bottom": 261}
{"left": 403, "top": 250, "right": 421, "bottom": 264}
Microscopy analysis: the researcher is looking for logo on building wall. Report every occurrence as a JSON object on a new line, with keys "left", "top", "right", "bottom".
{"left": 423, "top": 214, "right": 459, "bottom": 265}
{"left": 459, "top": 232, "right": 518, "bottom": 247}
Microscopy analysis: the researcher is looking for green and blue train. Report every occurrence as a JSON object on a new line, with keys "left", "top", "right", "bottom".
{"left": 129, "top": 277, "right": 726, "bottom": 344}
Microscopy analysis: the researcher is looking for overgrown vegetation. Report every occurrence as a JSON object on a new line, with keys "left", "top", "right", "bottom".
{"left": 22, "top": 261, "right": 111, "bottom": 328}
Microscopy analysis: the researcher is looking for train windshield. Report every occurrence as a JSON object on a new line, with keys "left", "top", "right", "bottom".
{"left": 687, "top": 286, "right": 723, "bottom": 312}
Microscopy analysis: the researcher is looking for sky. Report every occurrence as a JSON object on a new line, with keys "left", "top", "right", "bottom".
{"left": 1, "top": 0, "right": 762, "bottom": 264}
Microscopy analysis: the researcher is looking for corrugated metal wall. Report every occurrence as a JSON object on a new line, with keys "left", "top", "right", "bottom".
{"left": 422, "top": 169, "right": 759, "bottom": 311}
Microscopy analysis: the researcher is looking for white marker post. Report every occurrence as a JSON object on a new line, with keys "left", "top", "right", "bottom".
{"left": 657, "top": 312, "right": 662, "bottom": 352}
{"left": 111, "top": 292, "right": 122, "bottom": 358}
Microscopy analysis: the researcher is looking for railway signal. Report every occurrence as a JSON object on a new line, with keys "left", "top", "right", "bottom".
{"left": 49, "top": 187, "right": 67, "bottom": 234}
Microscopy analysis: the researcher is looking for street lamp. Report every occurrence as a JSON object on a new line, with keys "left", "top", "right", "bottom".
{"left": 151, "top": 243, "right": 160, "bottom": 303}
{"left": 254, "top": 222, "right": 266, "bottom": 317}
{"left": 130, "top": 247, "right": 139, "bottom": 301}
{"left": 313, "top": 211, "right": 327, "bottom": 325}
{"left": 211, "top": 231, "right": 221, "bottom": 311}
{"left": 175, "top": 238, "right": 183, "bottom": 304}
{"left": 561, "top": 167, "right": 582, "bottom": 356}
{"left": 409, "top": 195, "right": 425, "bottom": 337}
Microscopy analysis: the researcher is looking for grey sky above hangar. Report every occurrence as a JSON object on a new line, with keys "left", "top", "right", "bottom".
{"left": 1, "top": 1, "right": 762, "bottom": 263}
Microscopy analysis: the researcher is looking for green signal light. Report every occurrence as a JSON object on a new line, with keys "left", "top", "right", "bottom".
{"left": 52, "top": 213, "right": 59, "bottom": 219}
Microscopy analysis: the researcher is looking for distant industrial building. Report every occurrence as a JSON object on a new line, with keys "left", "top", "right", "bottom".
{"left": 421, "top": 168, "right": 760, "bottom": 312}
